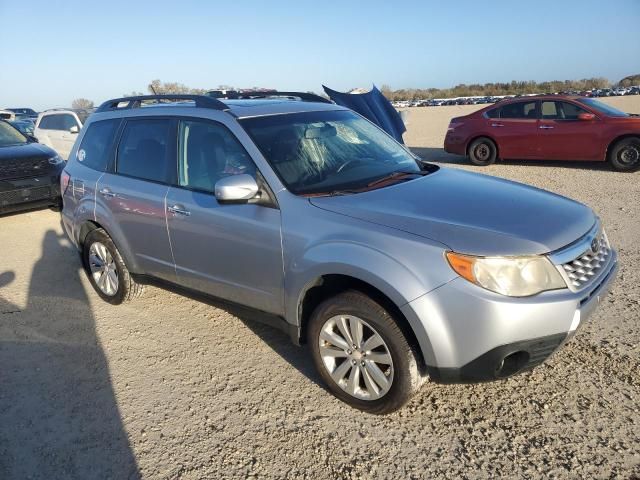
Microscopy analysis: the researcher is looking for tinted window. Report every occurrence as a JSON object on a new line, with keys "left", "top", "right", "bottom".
{"left": 500, "top": 101, "right": 537, "bottom": 119}
{"left": 542, "top": 101, "right": 588, "bottom": 120}
{"left": 485, "top": 108, "right": 499, "bottom": 119}
{"left": 76, "top": 119, "right": 120, "bottom": 171}
{"left": 39, "top": 113, "right": 78, "bottom": 130}
{"left": 177, "top": 120, "right": 255, "bottom": 193}
{"left": 116, "top": 119, "right": 173, "bottom": 183}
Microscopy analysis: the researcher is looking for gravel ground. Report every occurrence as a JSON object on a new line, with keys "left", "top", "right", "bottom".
{"left": 1, "top": 97, "right": 639, "bottom": 479}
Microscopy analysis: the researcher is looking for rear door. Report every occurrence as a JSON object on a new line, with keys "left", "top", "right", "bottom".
{"left": 165, "top": 118, "right": 284, "bottom": 315}
{"left": 96, "top": 117, "right": 177, "bottom": 281}
{"left": 62, "top": 118, "right": 121, "bottom": 240}
{"left": 488, "top": 100, "right": 539, "bottom": 159}
{"left": 537, "top": 101, "right": 603, "bottom": 160}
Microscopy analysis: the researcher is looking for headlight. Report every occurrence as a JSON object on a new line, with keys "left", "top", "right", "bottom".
{"left": 48, "top": 155, "right": 64, "bottom": 165}
{"left": 446, "top": 252, "right": 566, "bottom": 297}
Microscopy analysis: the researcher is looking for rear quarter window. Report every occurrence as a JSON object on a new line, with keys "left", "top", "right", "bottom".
{"left": 76, "top": 119, "right": 120, "bottom": 171}
{"left": 485, "top": 108, "right": 499, "bottom": 119}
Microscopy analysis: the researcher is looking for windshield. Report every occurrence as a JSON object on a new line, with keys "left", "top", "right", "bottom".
{"left": 0, "top": 121, "right": 28, "bottom": 146}
{"left": 240, "top": 110, "right": 421, "bottom": 194}
{"left": 577, "top": 98, "right": 629, "bottom": 117}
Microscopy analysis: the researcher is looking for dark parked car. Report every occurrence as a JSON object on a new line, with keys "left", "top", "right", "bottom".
{"left": 444, "top": 95, "right": 640, "bottom": 171}
{"left": 5, "top": 107, "right": 38, "bottom": 121}
{"left": 9, "top": 119, "right": 35, "bottom": 136}
{"left": 0, "top": 120, "right": 64, "bottom": 215}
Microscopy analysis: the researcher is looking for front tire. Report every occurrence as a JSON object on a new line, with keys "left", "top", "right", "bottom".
{"left": 308, "top": 290, "right": 422, "bottom": 414}
{"left": 468, "top": 137, "right": 497, "bottom": 166}
{"left": 82, "top": 228, "right": 144, "bottom": 305}
{"left": 608, "top": 137, "right": 640, "bottom": 172}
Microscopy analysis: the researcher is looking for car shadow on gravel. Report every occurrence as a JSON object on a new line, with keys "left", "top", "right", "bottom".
{"left": 410, "top": 146, "right": 615, "bottom": 171}
{"left": 0, "top": 230, "right": 140, "bottom": 480}
{"left": 142, "top": 280, "right": 325, "bottom": 389}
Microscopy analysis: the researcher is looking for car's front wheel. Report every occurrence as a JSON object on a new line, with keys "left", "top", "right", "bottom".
{"left": 82, "top": 228, "right": 144, "bottom": 305}
{"left": 308, "top": 290, "right": 423, "bottom": 414}
{"left": 468, "top": 137, "right": 497, "bottom": 166}
{"left": 609, "top": 137, "right": 640, "bottom": 172}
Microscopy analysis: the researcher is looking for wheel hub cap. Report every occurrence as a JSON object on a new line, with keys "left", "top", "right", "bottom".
{"left": 318, "top": 315, "right": 394, "bottom": 400}
{"left": 89, "top": 242, "right": 119, "bottom": 296}
{"left": 620, "top": 146, "right": 639, "bottom": 165}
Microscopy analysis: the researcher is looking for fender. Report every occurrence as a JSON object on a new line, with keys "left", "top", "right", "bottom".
{"left": 285, "top": 240, "right": 454, "bottom": 364}
{"left": 92, "top": 201, "right": 141, "bottom": 273}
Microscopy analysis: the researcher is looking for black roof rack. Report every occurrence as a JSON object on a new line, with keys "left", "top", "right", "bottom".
{"left": 96, "top": 94, "right": 228, "bottom": 113}
{"left": 206, "top": 90, "right": 332, "bottom": 104}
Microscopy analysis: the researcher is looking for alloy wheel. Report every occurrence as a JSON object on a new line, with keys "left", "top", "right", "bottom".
{"left": 619, "top": 145, "right": 640, "bottom": 166}
{"left": 318, "top": 315, "right": 394, "bottom": 400}
{"left": 88, "top": 241, "right": 119, "bottom": 296}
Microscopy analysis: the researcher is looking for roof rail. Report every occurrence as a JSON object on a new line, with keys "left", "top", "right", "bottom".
{"left": 96, "top": 94, "right": 228, "bottom": 113}
{"left": 207, "top": 90, "right": 332, "bottom": 104}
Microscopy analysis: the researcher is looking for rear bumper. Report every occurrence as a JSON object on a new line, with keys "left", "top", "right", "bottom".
{"left": 402, "top": 251, "right": 618, "bottom": 383}
{"left": 443, "top": 132, "right": 466, "bottom": 155}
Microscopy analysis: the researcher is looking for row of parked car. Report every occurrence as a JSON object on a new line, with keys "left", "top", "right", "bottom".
{"left": 392, "top": 86, "right": 640, "bottom": 109}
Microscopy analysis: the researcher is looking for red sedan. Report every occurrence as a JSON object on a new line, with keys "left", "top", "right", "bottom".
{"left": 444, "top": 95, "right": 640, "bottom": 171}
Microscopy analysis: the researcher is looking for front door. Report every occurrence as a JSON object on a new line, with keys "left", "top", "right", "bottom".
{"left": 537, "top": 101, "right": 603, "bottom": 160}
{"left": 165, "top": 118, "right": 284, "bottom": 315}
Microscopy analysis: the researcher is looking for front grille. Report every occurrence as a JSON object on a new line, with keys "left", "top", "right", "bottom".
{"left": 0, "top": 157, "right": 49, "bottom": 179}
{"left": 0, "top": 186, "right": 51, "bottom": 206}
{"left": 560, "top": 231, "right": 610, "bottom": 290}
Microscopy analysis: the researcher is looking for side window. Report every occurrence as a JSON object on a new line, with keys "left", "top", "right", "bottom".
{"left": 177, "top": 120, "right": 256, "bottom": 193}
{"left": 485, "top": 108, "right": 500, "bottom": 119}
{"left": 558, "top": 102, "right": 587, "bottom": 120}
{"left": 500, "top": 101, "right": 537, "bottom": 119}
{"left": 116, "top": 119, "right": 174, "bottom": 183}
{"left": 541, "top": 101, "right": 559, "bottom": 119}
{"left": 76, "top": 119, "right": 120, "bottom": 171}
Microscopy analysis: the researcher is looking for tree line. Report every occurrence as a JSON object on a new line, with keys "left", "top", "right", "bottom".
{"left": 379, "top": 77, "right": 614, "bottom": 101}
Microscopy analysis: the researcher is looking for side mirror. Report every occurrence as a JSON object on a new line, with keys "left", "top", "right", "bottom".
{"left": 69, "top": 125, "right": 79, "bottom": 134}
{"left": 578, "top": 112, "right": 595, "bottom": 121}
{"left": 215, "top": 174, "right": 259, "bottom": 203}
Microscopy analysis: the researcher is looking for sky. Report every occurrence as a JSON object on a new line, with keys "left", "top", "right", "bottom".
{"left": 1, "top": 0, "right": 639, "bottom": 110}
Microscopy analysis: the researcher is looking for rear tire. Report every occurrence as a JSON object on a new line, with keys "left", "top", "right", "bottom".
{"left": 308, "top": 290, "right": 423, "bottom": 414}
{"left": 82, "top": 228, "right": 144, "bottom": 305}
{"left": 468, "top": 137, "right": 497, "bottom": 166}
{"left": 608, "top": 137, "right": 640, "bottom": 172}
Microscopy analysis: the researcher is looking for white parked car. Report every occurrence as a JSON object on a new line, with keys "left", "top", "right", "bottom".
{"left": 0, "top": 109, "right": 16, "bottom": 121}
{"left": 34, "top": 109, "right": 86, "bottom": 159}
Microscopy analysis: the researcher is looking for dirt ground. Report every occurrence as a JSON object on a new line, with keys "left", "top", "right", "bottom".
{"left": 1, "top": 96, "right": 639, "bottom": 479}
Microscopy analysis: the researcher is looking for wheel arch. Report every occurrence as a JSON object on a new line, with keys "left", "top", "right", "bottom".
{"left": 77, "top": 218, "right": 139, "bottom": 273}
{"left": 466, "top": 134, "right": 500, "bottom": 158}
{"left": 297, "top": 273, "right": 431, "bottom": 374}
{"left": 605, "top": 133, "right": 640, "bottom": 160}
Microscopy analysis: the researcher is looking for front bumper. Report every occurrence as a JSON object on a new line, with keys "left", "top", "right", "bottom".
{"left": 0, "top": 175, "right": 61, "bottom": 214}
{"left": 401, "top": 250, "right": 618, "bottom": 383}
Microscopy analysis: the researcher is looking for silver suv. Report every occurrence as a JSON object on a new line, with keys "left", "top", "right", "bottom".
{"left": 61, "top": 94, "right": 618, "bottom": 413}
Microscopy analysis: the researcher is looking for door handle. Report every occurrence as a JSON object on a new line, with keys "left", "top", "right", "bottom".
{"left": 490, "top": 123, "right": 504, "bottom": 127}
{"left": 168, "top": 204, "right": 191, "bottom": 216}
{"left": 99, "top": 187, "right": 116, "bottom": 198}
{"left": 539, "top": 125, "right": 554, "bottom": 129}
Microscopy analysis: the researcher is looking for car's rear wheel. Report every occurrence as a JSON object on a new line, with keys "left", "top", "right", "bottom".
{"left": 82, "top": 228, "right": 143, "bottom": 305}
{"left": 308, "top": 290, "right": 423, "bottom": 414}
{"left": 468, "top": 137, "right": 497, "bottom": 166}
{"left": 609, "top": 137, "right": 640, "bottom": 172}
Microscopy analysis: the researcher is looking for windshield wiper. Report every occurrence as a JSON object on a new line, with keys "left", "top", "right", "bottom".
{"left": 366, "top": 170, "right": 430, "bottom": 188}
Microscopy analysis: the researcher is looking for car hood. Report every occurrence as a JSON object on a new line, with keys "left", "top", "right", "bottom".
{"left": 0, "top": 142, "right": 56, "bottom": 160}
{"left": 309, "top": 168, "right": 595, "bottom": 256}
